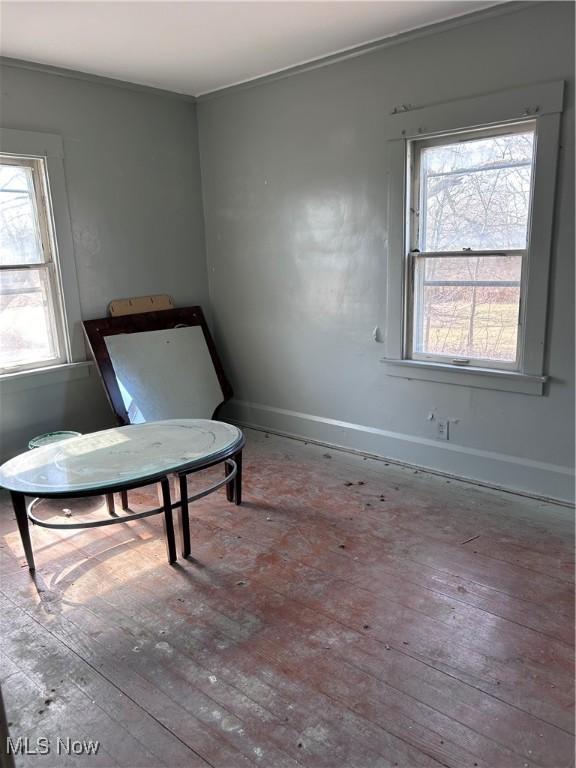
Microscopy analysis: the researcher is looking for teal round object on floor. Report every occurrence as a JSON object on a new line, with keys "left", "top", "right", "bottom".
{"left": 28, "top": 431, "right": 82, "bottom": 450}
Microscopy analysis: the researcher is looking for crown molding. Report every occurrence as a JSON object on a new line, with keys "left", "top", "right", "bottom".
{"left": 197, "top": 2, "right": 536, "bottom": 102}
{"left": 0, "top": 56, "right": 197, "bottom": 103}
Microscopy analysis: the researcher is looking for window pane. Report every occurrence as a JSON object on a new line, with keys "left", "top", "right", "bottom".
{"left": 421, "top": 254, "right": 522, "bottom": 283}
{"left": 0, "top": 163, "right": 44, "bottom": 265}
{"left": 0, "top": 267, "right": 60, "bottom": 370}
{"left": 419, "top": 129, "right": 535, "bottom": 251}
{"left": 413, "top": 255, "right": 521, "bottom": 362}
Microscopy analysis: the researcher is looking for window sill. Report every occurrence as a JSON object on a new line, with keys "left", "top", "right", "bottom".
{"left": 381, "top": 358, "right": 546, "bottom": 395}
{"left": 0, "top": 361, "right": 93, "bottom": 394}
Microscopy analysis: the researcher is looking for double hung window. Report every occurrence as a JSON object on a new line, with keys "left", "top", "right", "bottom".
{"left": 407, "top": 123, "right": 535, "bottom": 370}
{"left": 0, "top": 154, "right": 67, "bottom": 373}
{"left": 383, "top": 81, "right": 564, "bottom": 394}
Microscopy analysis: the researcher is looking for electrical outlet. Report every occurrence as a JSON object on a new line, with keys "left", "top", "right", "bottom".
{"left": 437, "top": 419, "right": 449, "bottom": 441}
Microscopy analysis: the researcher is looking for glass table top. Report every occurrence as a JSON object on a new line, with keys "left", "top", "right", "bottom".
{"left": 0, "top": 419, "right": 243, "bottom": 495}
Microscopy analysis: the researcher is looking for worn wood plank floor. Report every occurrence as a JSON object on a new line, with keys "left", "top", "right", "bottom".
{"left": 1, "top": 429, "right": 574, "bottom": 768}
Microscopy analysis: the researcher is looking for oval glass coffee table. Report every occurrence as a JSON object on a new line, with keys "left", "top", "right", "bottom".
{"left": 0, "top": 419, "right": 245, "bottom": 571}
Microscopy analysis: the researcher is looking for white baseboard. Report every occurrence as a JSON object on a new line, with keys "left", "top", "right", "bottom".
{"left": 225, "top": 399, "right": 575, "bottom": 505}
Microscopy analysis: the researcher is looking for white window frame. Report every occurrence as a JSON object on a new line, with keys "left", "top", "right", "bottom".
{"left": 0, "top": 154, "right": 69, "bottom": 373}
{"left": 382, "top": 81, "right": 564, "bottom": 396}
{"left": 407, "top": 121, "right": 534, "bottom": 372}
{"left": 0, "top": 129, "right": 87, "bottom": 387}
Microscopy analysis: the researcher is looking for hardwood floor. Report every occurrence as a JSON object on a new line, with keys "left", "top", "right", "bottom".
{"left": 1, "top": 429, "right": 574, "bottom": 768}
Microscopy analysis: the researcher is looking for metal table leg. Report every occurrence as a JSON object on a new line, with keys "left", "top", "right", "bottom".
{"left": 10, "top": 491, "right": 35, "bottom": 572}
{"left": 178, "top": 475, "right": 191, "bottom": 559}
{"left": 225, "top": 459, "right": 235, "bottom": 502}
{"left": 159, "top": 477, "right": 177, "bottom": 564}
{"left": 226, "top": 450, "right": 243, "bottom": 505}
{"left": 105, "top": 493, "right": 118, "bottom": 516}
{"left": 106, "top": 491, "right": 130, "bottom": 515}
{"left": 234, "top": 450, "right": 243, "bottom": 506}
{"left": 178, "top": 456, "right": 241, "bottom": 556}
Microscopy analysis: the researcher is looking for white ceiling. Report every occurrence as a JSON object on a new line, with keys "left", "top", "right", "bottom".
{"left": 1, "top": 1, "right": 501, "bottom": 97}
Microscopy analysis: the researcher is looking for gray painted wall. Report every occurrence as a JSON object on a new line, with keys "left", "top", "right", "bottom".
{"left": 0, "top": 3, "right": 573, "bottom": 501}
{"left": 198, "top": 2, "right": 575, "bottom": 501}
{"left": 0, "top": 65, "right": 208, "bottom": 457}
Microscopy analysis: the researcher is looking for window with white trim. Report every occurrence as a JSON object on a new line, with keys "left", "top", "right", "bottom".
{"left": 407, "top": 122, "right": 535, "bottom": 371}
{"left": 0, "top": 154, "right": 68, "bottom": 374}
{"left": 383, "top": 81, "right": 564, "bottom": 395}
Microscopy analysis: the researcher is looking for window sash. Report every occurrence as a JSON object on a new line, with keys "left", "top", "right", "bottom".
{"left": 409, "top": 121, "right": 536, "bottom": 256}
{"left": 406, "top": 250, "right": 525, "bottom": 370}
{"left": 0, "top": 155, "right": 67, "bottom": 374}
{"left": 0, "top": 155, "right": 55, "bottom": 268}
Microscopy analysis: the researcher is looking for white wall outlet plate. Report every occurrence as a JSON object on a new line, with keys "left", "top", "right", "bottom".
{"left": 437, "top": 419, "right": 449, "bottom": 441}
